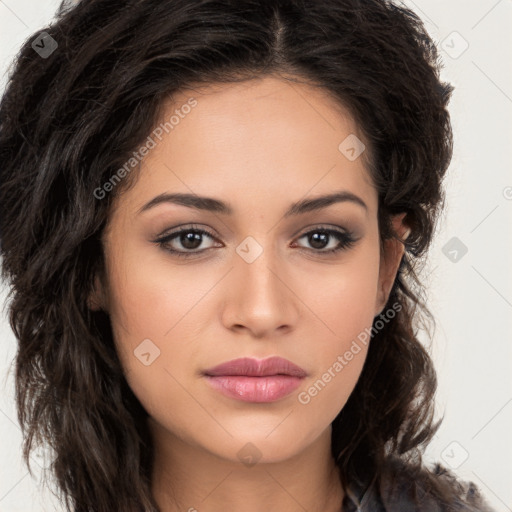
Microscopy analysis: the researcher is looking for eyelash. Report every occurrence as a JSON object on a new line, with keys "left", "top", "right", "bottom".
{"left": 154, "top": 224, "right": 357, "bottom": 259}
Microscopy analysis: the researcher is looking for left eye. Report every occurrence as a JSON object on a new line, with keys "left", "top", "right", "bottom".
{"left": 155, "top": 226, "right": 356, "bottom": 257}
{"left": 293, "top": 228, "right": 356, "bottom": 253}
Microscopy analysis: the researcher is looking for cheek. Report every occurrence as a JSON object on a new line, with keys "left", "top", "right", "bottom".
{"left": 105, "top": 239, "right": 214, "bottom": 354}
{"left": 292, "top": 245, "right": 380, "bottom": 410}
{"left": 103, "top": 244, "right": 219, "bottom": 418}
{"left": 297, "top": 241, "right": 381, "bottom": 345}
{"left": 106, "top": 263, "right": 202, "bottom": 428}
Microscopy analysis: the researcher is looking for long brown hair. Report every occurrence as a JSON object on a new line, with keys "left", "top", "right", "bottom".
{"left": 0, "top": 0, "right": 454, "bottom": 510}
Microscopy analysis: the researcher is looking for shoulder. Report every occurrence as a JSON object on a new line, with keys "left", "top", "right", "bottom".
{"left": 355, "top": 456, "right": 496, "bottom": 512}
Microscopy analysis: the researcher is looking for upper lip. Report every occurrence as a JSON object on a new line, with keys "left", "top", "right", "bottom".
{"left": 203, "top": 356, "right": 307, "bottom": 378}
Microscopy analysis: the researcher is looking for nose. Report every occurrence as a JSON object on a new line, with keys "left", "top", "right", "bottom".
{"left": 220, "top": 243, "right": 300, "bottom": 338}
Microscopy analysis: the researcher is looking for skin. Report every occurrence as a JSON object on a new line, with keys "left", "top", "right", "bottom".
{"left": 90, "top": 75, "right": 408, "bottom": 512}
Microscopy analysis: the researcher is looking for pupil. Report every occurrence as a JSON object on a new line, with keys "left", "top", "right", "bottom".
{"left": 309, "top": 232, "right": 328, "bottom": 249}
{"left": 181, "top": 232, "right": 202, "bottom": 249}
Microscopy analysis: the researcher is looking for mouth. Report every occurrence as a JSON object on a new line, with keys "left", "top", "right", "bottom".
{"left": 202, "top": 356, "right": 307, "bottom": 403}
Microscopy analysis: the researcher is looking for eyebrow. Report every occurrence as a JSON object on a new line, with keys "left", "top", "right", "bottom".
{"left": 137, "top": 190, "right": 368, "bottom": 217}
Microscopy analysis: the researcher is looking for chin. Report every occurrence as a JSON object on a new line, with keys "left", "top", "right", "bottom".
{"left": 202, "top": 430, "right": 312, "bottom": 466}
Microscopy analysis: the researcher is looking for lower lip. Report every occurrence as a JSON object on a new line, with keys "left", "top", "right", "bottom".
{"left": 204, "top": 375, "right": 303, "bottom": 402}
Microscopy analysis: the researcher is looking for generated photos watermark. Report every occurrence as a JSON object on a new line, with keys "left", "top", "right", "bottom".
{"left": 93, "top": 97, "right": 197, "bottom": 200}
{"left": 297, "top": 301, "right": 402, "bottom": 405}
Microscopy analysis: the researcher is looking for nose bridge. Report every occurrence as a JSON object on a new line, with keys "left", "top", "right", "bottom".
{"left": 222, "top": 233, "right": 299, "bottom": 334}
{"left": 235, "top": 233, "right": 284, "bottom": 302}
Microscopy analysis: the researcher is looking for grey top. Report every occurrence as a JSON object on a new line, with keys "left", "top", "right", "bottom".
{"left": 342, "top": 459, "right": 496, "bottom": 512}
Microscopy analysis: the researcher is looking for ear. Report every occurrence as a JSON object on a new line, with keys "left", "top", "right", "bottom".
{"left": 87, "top": 273, "right": 108, "bottom": 312}
{"left": 374, "top": 212, "right": 410, "bottom": 316}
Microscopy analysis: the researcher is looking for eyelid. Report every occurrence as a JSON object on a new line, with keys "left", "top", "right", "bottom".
{"left": 153, "top": 224, "right": 221, "bottom": 247}
{"left": 294, "top": 223, "right": 351, "bottom": 237}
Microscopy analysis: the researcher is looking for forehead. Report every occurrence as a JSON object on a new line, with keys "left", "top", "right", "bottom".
{"left": 112, "top": 75, "right": 377, "bottom": 219}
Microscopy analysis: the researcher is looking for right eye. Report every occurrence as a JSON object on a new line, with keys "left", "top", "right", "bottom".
{"left": 154, "top": 225, "right": 222, "bottom": 258}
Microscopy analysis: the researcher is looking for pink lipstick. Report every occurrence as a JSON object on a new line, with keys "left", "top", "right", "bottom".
{"left": 202, "top": 356, "right": 307, "bottom": 403}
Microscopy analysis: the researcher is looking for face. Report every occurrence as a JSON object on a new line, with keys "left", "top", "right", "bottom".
{"left": 92, "top": 75, "right": 406, "bottom": 465}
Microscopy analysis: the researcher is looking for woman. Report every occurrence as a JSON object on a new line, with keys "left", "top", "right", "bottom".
{"left": 0, "top": 0, "right": 496, "bottom": 511}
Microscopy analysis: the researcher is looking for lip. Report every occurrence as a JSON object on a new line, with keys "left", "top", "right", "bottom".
{"left": 203, "top": 356, "right": 307, "bottom": 378}
{"left": 202, "top": 357, "right": 307, "bottom": 403}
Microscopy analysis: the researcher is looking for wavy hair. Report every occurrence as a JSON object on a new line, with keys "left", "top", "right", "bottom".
{"left": 0, "top": 0, "right": 454, "bottom": 510}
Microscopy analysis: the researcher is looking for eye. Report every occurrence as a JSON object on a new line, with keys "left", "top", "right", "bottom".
{"left": 154, "top": 225, "right": 221, "bottom": 258}
{"left": 154, "top": 224, "right": 357, "bottom": 259}
{"left": 291, "top": 227, "right": 356, "bottom": 255}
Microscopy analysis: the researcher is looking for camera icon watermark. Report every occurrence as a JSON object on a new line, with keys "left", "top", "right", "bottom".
{"left": 237, "top": 442, "right": 263, "bottom": 467}
{"left": 441, "top": 441, "right": 469, "bottom": 469}
{"left": 31, "top": 32, "right": 58, "bottom": 59}
{"left": 134, "top": 338, "right": 161, "bottom": 366}
{"left": 338, "top": 134, "right": 366, "bottom": 161}
{"left": 441, "top": 31, "right": 469, "bottom": 59}
{"left": 30, "top": 446, "right": 53, "bottom": 471}
{"left": 236, "top": 236, "right": 263, "bottom": 263}
{"left": 442, "top": 236, "right": 468, "bottom": 263}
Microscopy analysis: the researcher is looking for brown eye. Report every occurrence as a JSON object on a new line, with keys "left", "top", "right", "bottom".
{"left": 155, "top": 226, "right": 220, "bottom": 257}
{"left": 293, "top": 228, "right": 356, "bottom": 254}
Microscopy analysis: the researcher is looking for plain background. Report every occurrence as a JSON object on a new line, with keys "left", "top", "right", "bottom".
{"left": 0, "top": 1, "right": 511, "bottom": 511}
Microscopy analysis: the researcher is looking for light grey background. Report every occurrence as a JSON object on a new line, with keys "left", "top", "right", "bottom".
{"left": 0, "top": 1, "right": 511, "bottom": 511}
